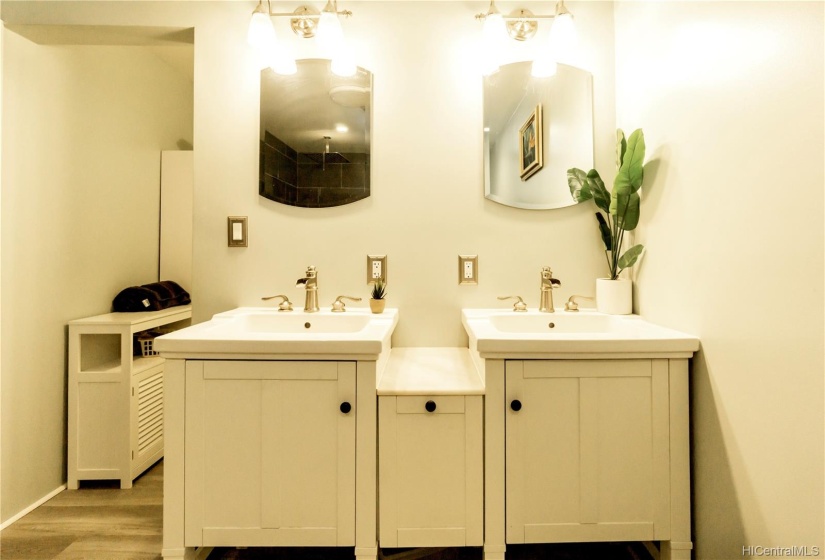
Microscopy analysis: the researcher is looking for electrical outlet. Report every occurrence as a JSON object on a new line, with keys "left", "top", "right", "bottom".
{"left": 459, "top": 255, "right": 478, "bottom": 285}
{"left": 367, "top": 255, "right": 387, "bottom": 283}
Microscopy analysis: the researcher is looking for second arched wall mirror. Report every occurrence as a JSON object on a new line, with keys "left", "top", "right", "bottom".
{"left": 483, "top": 61, "right": 594, "bottom": 210}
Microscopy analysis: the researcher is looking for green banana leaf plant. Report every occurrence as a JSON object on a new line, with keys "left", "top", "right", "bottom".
{"left": 568, "top": 129, "right": 646, "bottom": 280}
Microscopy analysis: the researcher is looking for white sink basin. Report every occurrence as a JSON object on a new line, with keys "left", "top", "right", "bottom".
{"left": 462, "top": 308, "right": 699, "bottom": 355}
{"left": 155, "top": 307, "right": 398, "bottom": 358}
{"left": 239, "top": 312, "right": 371, "bottom": 334}
{"left": 488, "top": 312, "right": 619, "bottom": 334}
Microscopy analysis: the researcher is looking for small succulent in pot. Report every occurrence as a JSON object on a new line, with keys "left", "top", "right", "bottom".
{"left": 370, "top": 279, "right": 386, "bottom": 300}
{"left": 369, "top": 279, "right": 386, "bottom": 314}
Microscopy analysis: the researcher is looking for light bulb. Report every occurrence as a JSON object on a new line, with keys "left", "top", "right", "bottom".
{"left": 480, "top": 3, "right": 506, "bottom": 76}
{"left": 247, "top": 11, "right": 277, "bottom": 53}
{"left": 316, "top": 4, "right": 344, "bottom": 58}
{"left": 549, "top": 12, "right": 578, "bottom": 65}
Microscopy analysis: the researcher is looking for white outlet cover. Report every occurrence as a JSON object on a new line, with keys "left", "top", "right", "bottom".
{"left": 367, "top": 255, "right": 387, "bottom": 283}
{"left": 459, "top": 255, "right": 478, "bottom": 285}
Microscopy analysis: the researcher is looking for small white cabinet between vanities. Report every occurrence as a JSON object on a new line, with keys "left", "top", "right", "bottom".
{"left": 377, "top": 348, "right": 484, "bottom": 549}
{"left": 67, "top": 305, "right": 192, "bottom": 489}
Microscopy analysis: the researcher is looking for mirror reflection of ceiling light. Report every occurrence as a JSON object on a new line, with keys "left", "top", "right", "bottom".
{"left": 247, "top": 0, "right": 356, "bottom": 77}
{"left": 335, "top": 124, "right": 349, "bottom": 133}
{"left": 475, "top": 0, "right": 577, "bottom": 77}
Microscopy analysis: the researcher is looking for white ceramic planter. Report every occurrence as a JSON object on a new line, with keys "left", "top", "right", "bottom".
{"left": 596, "top": 278, "right": 632, "bottom": 315}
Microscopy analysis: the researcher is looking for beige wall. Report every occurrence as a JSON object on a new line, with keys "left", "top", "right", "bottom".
{"left": 614, "top": 1, "right": 825, "bottom": 557}
{"left": 0, "top": 31, "right": 193, "bottom": 521}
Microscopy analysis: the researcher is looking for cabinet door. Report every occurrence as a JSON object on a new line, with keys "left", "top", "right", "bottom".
{"left": 185, "top": 361, "right": 356, "bottom": 547}
{"left": 505, "top": 360, "right": 670, "bottom": 544}
{"left": 379, "top": 395, "right": 483, "bottom": 548}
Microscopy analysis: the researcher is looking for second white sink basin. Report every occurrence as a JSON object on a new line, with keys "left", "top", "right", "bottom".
{"left": 489, "top": 312, "right": 619, "bottom": 333}
{"left": 463, "top": 308, "right": 699, "bottom": 355}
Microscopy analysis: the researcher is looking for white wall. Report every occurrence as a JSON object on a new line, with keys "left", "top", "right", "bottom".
{"left": 0, "top": 32, "right": 193, "bottom": 521}
{"left": 614, "top": 1, "right": 824, "bottom": 557}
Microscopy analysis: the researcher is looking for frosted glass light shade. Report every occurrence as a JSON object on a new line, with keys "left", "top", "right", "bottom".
{"left": 248, "top": 11, "right": 277, "bottom": 52}
{"left": 316, "top": 10, "right": 344, "bottom": 58}
{"left": 480, "top": 12, "right": 506, "bottom": 76}
{"left": 548, "top": 12, "right": 578, "bottom": 65}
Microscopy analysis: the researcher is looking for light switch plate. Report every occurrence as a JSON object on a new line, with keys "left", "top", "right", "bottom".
{"left": 459, "top": 255, "right": 478, "bottom": 285}
{"left": 367, "top": 255, "right": 387, "bottom": 283}
{"left": 228, "top": 217, "right": 248, "bottom": 247}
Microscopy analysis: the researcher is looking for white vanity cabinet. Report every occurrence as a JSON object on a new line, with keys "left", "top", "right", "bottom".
{"left": 158, "top": 307, "right": 398, "bottom": 560}
{"left": 67, "top": 305, "right": 192, "bottom": 489}
{"left": 505, "top": 359, "right": 670, "bottom": 543}
{"left": 481, "top": 355, "right": 692, "bottom": 560}
{"left": 183, "top": 360, "right": 356, "bottom": 547}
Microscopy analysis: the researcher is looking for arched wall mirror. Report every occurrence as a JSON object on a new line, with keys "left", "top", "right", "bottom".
{"left": 483, "top": 61, "right": 594, "bottom": 210}
{"left": 259, "top": 59, "right": 372, "bottom": 208}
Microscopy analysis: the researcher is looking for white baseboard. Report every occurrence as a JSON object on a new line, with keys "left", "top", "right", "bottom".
{"left": 0, "top": 484, "right": 66, "bottom": 530}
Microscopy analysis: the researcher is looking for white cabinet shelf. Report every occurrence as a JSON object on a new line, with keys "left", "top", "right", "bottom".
{"left": 67, "top": 305, "right": 192, "bottom": 489}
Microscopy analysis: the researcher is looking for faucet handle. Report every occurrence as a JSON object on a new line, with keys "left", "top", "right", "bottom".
{"left": 331, "top": 295, "right": 362, "bottom": 312}
{"left": 305, "top": 265, "right": 317, "bottom": 278}
{"left": 564, "top": 295, "right": 594, "bottom": 312}
{"left": 498, "top": 295, "right": 528, "bottom": 312}
{"left": 261, "top": 294, "right": 294, "bottom": 312}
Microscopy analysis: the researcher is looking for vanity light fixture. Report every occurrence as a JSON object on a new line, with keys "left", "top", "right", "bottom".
{"left": 247, "top": 0, "right": 356, "bottom": 77}
{"left": 476, "top": 0, "right": 577, "bottom": 77}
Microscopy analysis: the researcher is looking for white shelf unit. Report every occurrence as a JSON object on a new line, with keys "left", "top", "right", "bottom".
{"left": 67, "top": 305, "right": 192, "bottom": 489}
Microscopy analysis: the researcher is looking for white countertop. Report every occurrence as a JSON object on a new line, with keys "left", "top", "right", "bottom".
{"left": 377, "top": 347, "right": 484, "bottom": 395}
{"left": 155, "top": 307, "right": 398, "bottom": 360}
{"left": 462, "top": 308, "right": 700, "bottom": 358}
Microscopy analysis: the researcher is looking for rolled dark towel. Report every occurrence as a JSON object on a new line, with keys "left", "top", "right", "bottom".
{"left": 112, "top": 280, "right": 191, "bottom": 312}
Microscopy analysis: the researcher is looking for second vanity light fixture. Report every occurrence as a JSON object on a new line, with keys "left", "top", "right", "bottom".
{"left": 476, "top": 0, "right": 577, "bottom": 77}
{"left": 247, "top": 0, "right": 356, "bottom": 77}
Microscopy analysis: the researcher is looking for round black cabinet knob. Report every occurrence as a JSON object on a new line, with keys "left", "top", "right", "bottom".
{"left": 510, "top": 399, "right": 522, "bottom": 412}
{"left": 425, "top": 400, "right": 437, "bottom": 413}
{"left": 340, "top": 402, "right": 352, "bottom": 414}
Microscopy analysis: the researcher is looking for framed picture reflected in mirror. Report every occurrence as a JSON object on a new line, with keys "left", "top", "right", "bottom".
{"left": 519, "top": 104, "right": 543, "bottom": 181}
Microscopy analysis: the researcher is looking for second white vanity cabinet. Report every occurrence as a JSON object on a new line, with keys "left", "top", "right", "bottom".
{"left": 505, "top": 359, "right": 670, "bottom": 543}
{"left": 183, "top": 360, "right": 356, "bottom": 547}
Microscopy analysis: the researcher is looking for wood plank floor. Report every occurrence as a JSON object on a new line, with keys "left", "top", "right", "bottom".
{"left": 1, "top": 461, "right": 652, "bottom": 560}
{"left": 0, "top": 461, "right": 164, "bottom": 560}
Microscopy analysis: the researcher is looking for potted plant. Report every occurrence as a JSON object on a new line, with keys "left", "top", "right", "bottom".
{"left": 567, "top": 128, "right": 646, "bottom": 314}
{"left": 369, "top": 279, "right": 386, "bottom": 314}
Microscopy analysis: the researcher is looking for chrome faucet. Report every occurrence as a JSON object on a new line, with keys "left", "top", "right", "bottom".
{"left": 296, "top": 265, "right": 320, "bottom": 312}
{"left": 539, "top": 267, "right": 561, "bottom": 313}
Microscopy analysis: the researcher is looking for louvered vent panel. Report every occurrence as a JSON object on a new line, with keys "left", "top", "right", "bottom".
{"left": 138, "top": 371, "right": 163, "bottom": 452}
